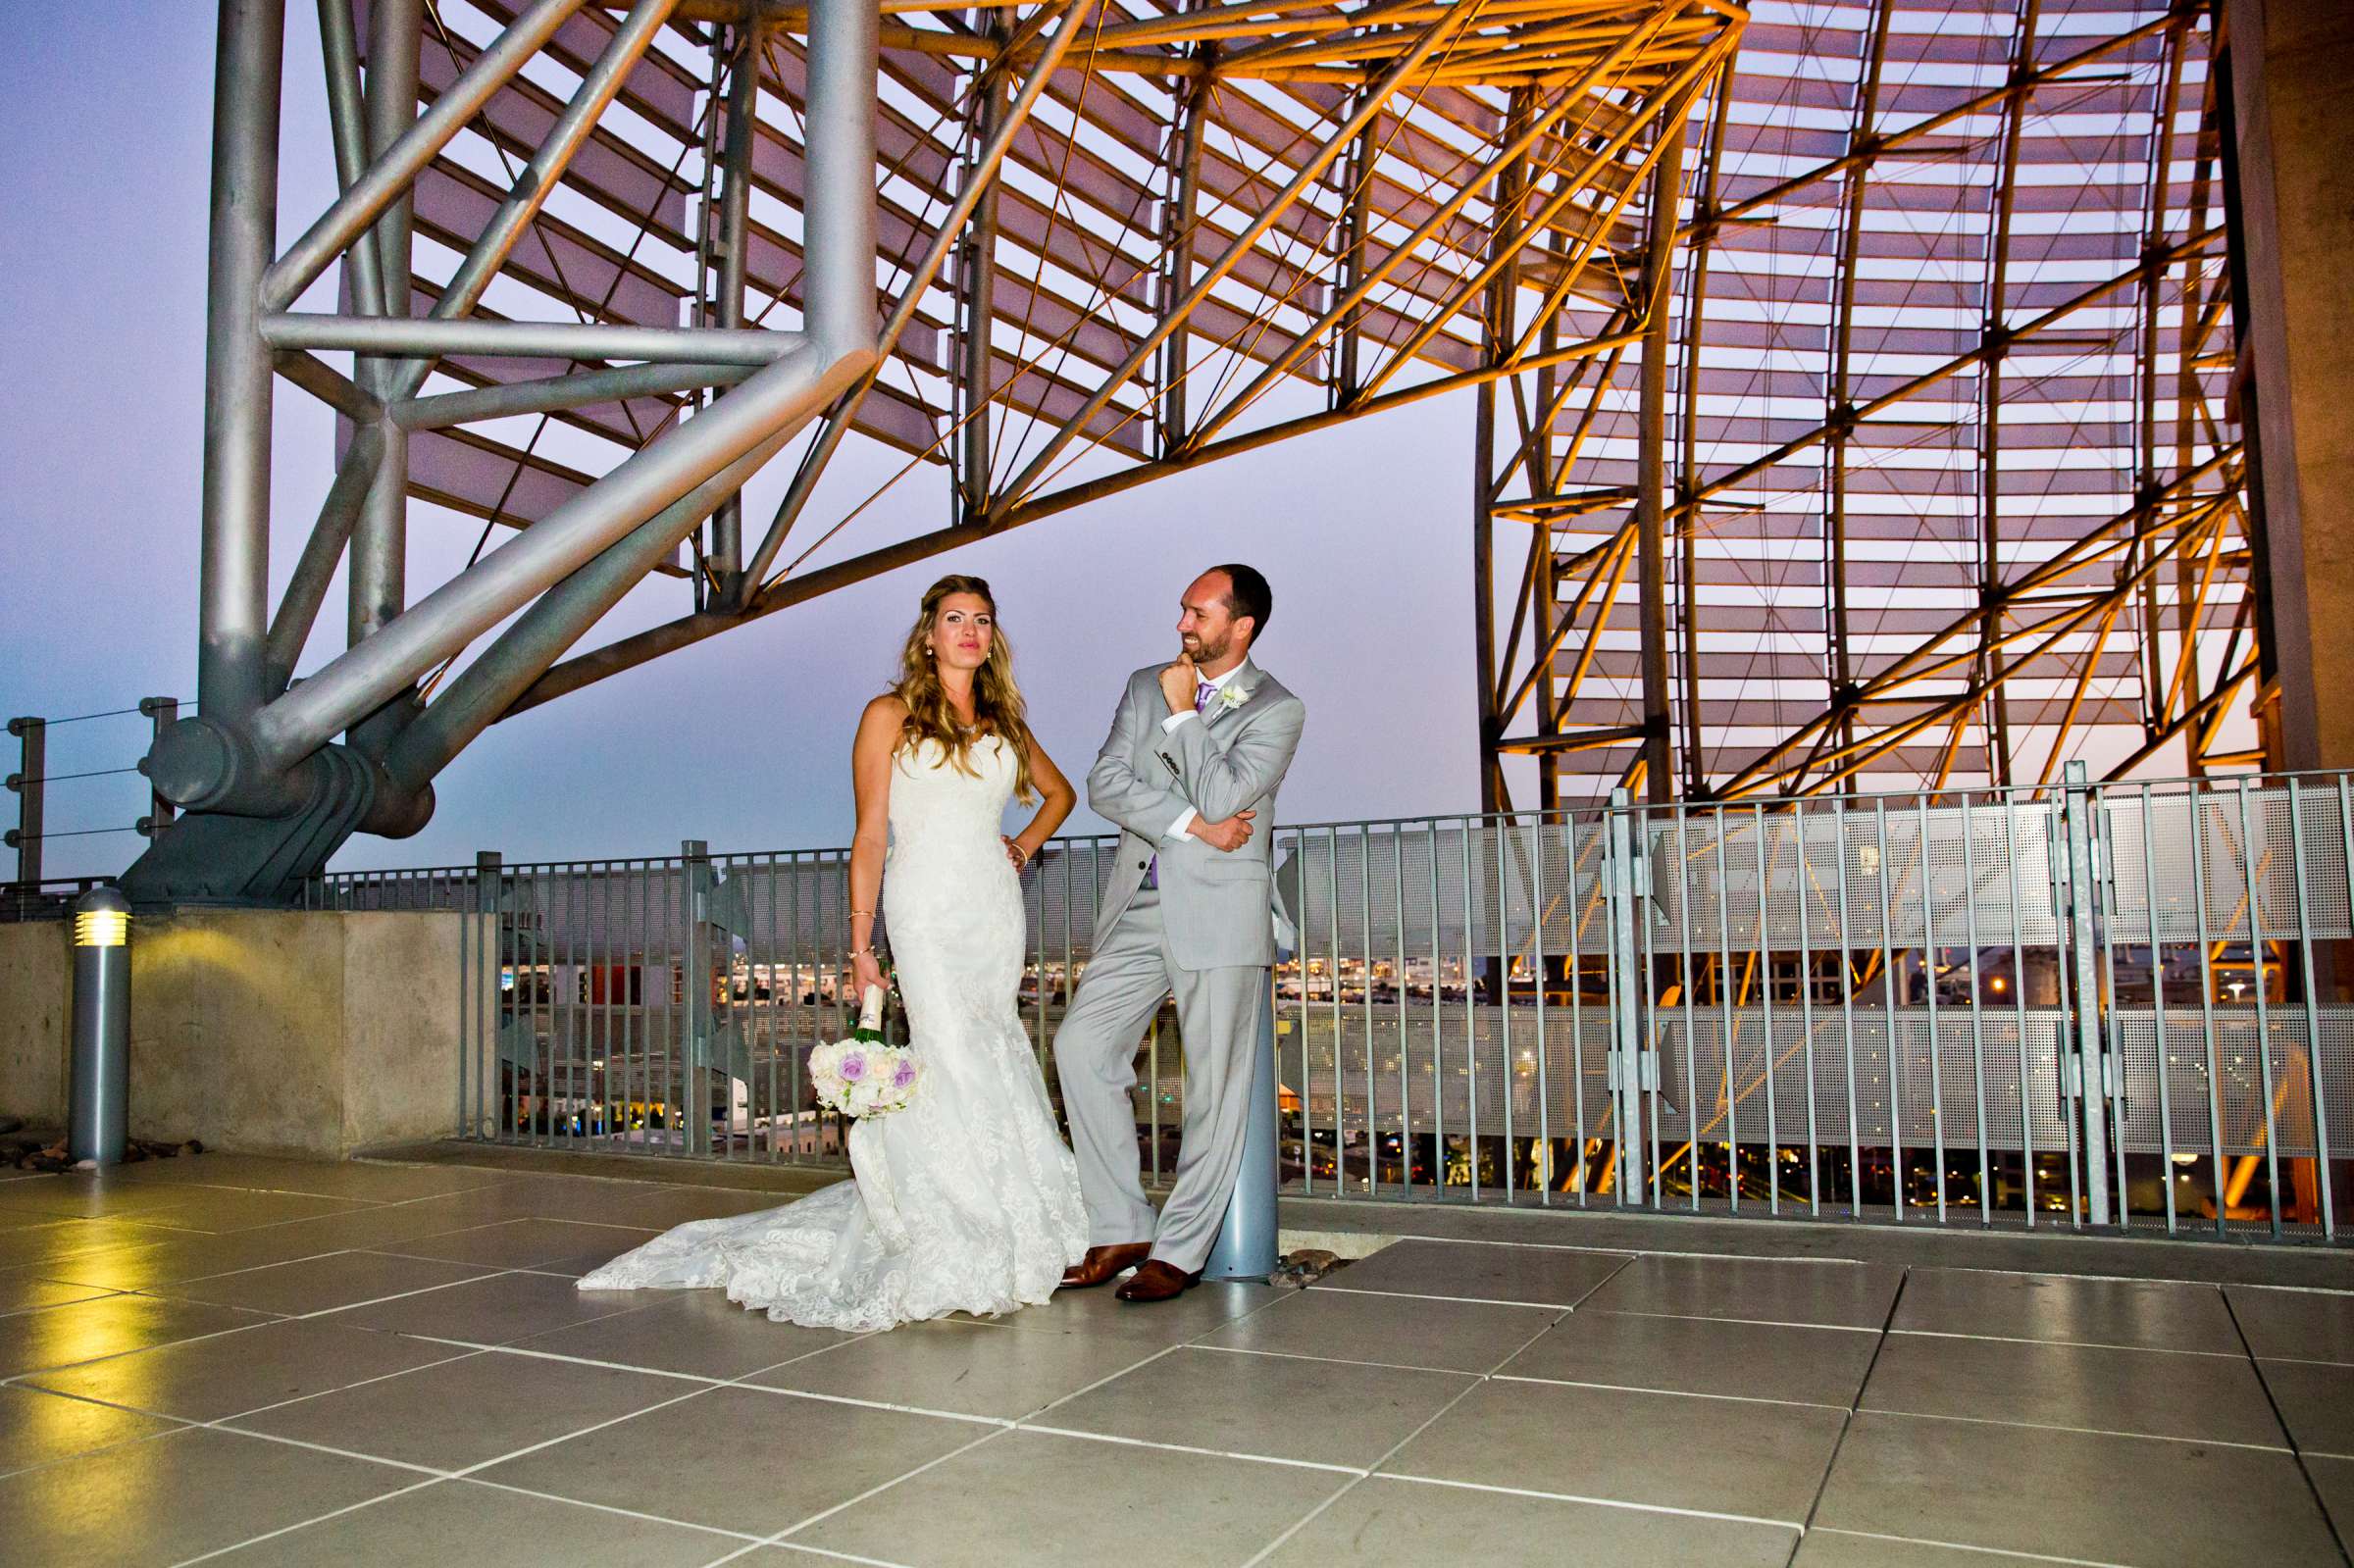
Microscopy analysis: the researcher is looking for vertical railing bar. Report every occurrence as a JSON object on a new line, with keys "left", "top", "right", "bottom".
{"left": 1431, "top": 818, "right": 1445, "bottom": 1198}
{"left": 1676, "top": 802, "right": 1699, "bottom": 1214}
{"left": 2054, "top": 802, "right": 2084, "bottom": 1227}
{"left": 787, "top": 853, "right": 804, "bottom": 1163}
{"left": 1499, "top": 817, "right": 1515, "bottom": 1203}
{"left": 1640, "top": 805, "right": 1663, "bottom": 1209}
{"left": 2237, "top": 778, "right": 2282, "bottom": 1237}
{"left": 2190, "top": 789, "right": 2227, "bottom": 1234}
{"left": 1716, "top": 808, "right": 1737, "bottom": 1216}
{"left": 1875, "top": 800, "right": 1902, "bottom": 1224}
{"left": 1532, "top": 814, "right": 1552, "bottom": 1207}
{"left": 1918, "top": 794, "right": 1947, "bottom": 1224}
{"left": 1756, "top": 801, "right": 1777, "bottom": 1217}
{"left": 1384, "top": 824, "right": 1403, "bottom": 1190}
{"left": 1962, "top": 795, "right": 1991, "bottom": 1226}
{"left": 1462, "top": 817, "right": 1478, "bottom": 1202}
{"left": 1331, "top": 822, "right": 1347, "bottom": 1201}
{"left": 2144, "top": 785, "right": 2177, "bottom": 1233}
{"left": 2096, "top": 791, "right": 2130, "bottom": 1221}
{"left": 2000, "top": 795, "right": 2034, "bottom": 1228}
{"left": 1569, "top": 814, "right": 1591, "bottom": 1207}
{"left": 1361, "top": 827, "right": 1378, "bottom": 1199}
{"left": 1795, "top": 797, "right": 1821, "bottom": 1216}
{"left": 1834, "top": 795, "right": 1861, "bottom": 1222}
{"left": 2286, "top": 778, "right": 2332, "bottom": 1239}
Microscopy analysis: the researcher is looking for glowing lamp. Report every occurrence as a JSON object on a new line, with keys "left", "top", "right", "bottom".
{"left": 73, "top": 907, "right": 129, "bottom": 947}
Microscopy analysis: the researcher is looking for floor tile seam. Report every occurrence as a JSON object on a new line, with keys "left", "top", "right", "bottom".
{"left": 1233, "top": 1313, "right": 1561, "bottom": 1568}
{"left": 1187, "top": 1340, "right": 1512, "bottom": 1379}
{"left": 475, "top": 1339, "right": 742, "bottom": 1388}
{"left": 204, "top": 1343, "right": 489, "bottom": 1426}
{"left": 160, "top": 1475, "right": 453, "bottom": 1568}
{"left": 1307, "top": 1282, "right": 1592, "bottom": 1311}
{"left": 1799, "top": 1525, "right": 2137, "bottom": 1567}
{"left": 760, "top": 1424, "right": 1015, "bottom": 1548}
{"left": 113, "top": 1247, "right": 376, "bottom": 1290}
{"left": 298, "top": 1261, "right": 659, "bottom": 1318}
{"left": 1791, "top": 1253, "right": 1907, "bottom": 1547}
{"left": 143, "top": 1262, "right": 521, "bottom": 1320}
{"left": 452, "top": 1470, "right": 779, "bottom": 1541}
{"left": 2256, "top": 1351, "right": 2354, "bottom": 1370}
{"left": 1008, "top": 1337, "right": 1193, "bottom": 1423}
{"left": 185, "top": 1415, "right": 456, "bottom": 1479}
{"left": 1854, "top": 1403, "right": 2296, "bottom": 1453}
{"left": 720, "top": 1376, "right": 1014, "bottom": 1429}
{"left": 1015, "top": 1420, "right": 1370, "bottom": 1478}
{"left": 443, "top": 1379, "right": 738, "bottom": 1482}
{"left": 1375, "top": 1469, "right": 1817, "bottom": 1533}
{"left": 1487, "top": 1371, "right": 1861, "bottom": 1413}
{"left": 1883, "top": 1325, "right": 2256, "bottom": 1360}
{"left": 1572, "top": 1304, "right": 1887, "bottom": 1334}
{"left": 2229, "top": 1290, "right": 2354, "bottom": 1568}
{"left": 1381, "top": 1231, "right": 1884, "bottom": 1266}
{"left": 2234, "top": 1282, "right": 2354, "bottom": 1299}
{"left": 0, "top": 1304, "right": 293, "bottom": 1384}
{"left": 0, "top": 1391, "right": 199, "bottom": 1482}
{"left": 741, "top": 1541, "right": 915, "bottom": 1568}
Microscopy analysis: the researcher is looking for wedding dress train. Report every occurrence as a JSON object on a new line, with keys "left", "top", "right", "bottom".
{"left": 576, "top": 733, "right": 1089, "bottom": 1331}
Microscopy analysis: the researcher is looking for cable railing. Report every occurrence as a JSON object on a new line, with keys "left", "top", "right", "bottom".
{"left": 309, "top": 765, "right": 2354, "bottom": 1243}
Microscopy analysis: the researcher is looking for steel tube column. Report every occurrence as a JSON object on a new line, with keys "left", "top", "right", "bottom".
{"left": 1635, "top": 107, "right": 1687, "bottom": 803}
{"left": 352, "top": 0, "right": 421, "bottom": 657}
{"left": 198, "top": 0, "right": 287, "bottom": 729}
{"left": 708, "top": 19, "right": 759, "bottom": 603}
{"left": 799, "top": 0, "right": 879, "bottom": 353}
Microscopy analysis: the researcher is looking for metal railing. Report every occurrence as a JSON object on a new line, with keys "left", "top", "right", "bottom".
{"left": 310, "top": 764, "right": 2354, "bottom": 1242}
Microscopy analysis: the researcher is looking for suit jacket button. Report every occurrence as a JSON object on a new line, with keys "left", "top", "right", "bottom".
{"left": 1136, "top": 860, "right": 1147, "bottom": 870}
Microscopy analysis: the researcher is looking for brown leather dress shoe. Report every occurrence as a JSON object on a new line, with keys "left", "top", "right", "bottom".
{"left": 1113, "top": 1259, "right": 1203, "bottom": 1302}
{"left": 1060, "top": 1241, "right": 1151, "bottom": 1290}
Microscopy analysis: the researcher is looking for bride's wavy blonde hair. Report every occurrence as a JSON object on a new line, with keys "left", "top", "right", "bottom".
{"left": 892, "top": 575, "right": 1039, "bottom": 803}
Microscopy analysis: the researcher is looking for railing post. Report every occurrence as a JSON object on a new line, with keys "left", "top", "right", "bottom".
{"left": 6, "top": 717, "right": 44, "bottom": 885}
{"left": 471, "top": 850, "right": 502, "bottom": 1142}
{"left": 1605, "top": 788, "right": 1648, "bottom": 1203}
{"left": 683, "top": 838, "right": 714, "bottom": 1155}
{"left": 2060, "top": 760, "right": 2114, "bottom": 1226}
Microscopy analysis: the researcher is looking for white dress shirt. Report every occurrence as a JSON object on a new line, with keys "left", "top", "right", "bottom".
{"left": 1161, "top": 662, "right": 1246, "bottom": 841}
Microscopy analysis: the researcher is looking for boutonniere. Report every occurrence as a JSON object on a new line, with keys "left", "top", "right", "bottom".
{"left": 1216, "top": 682, "right": 1252, "bottom": 713}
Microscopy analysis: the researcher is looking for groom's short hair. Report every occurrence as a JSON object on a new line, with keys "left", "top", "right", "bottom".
{"left": 1211, "top": 564, "right": 1272, "bottom": 641}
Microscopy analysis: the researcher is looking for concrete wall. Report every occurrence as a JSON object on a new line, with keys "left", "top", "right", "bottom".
{"left": 2226, "top": 0, "right": 2354, "bottom": 771}
{"left": 0, "top": 909, "right": 463, "bottom": 1157}
{"left": 0, "top": 922, "right": 70, "bottom": 1126}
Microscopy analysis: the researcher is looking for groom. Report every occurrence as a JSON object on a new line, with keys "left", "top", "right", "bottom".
{"left": 1054, "top": 565, "right": 1306, "bottom": 1302}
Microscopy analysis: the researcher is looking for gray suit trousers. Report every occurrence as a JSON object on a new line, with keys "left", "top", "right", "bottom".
{"left": 1052, "top": 885, "right": 1267, "bottom": 1273}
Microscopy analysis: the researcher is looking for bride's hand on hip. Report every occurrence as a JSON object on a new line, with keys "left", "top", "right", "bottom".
{"left": 1001, "top": 835, "right": 1031, "bottom": 872}
{"left": 850, "top": 949, "right": 886, "bottom": 1000}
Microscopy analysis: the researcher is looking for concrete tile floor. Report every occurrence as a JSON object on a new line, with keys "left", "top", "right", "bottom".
{"left": 0, "top": 1152, "right": 2350, "bottom": 1565}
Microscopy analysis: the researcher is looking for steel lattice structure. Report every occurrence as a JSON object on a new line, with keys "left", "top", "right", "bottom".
{"left": 128, "top": 0, "right": 2250, "bottom": 901}
{"left": 1479, "top": 0, "right": 2251, "bottom": 806}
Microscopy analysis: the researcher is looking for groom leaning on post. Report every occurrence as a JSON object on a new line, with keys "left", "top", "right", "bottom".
{"left": 1053, "top": 564, "right": 1307, "bottom": 1303}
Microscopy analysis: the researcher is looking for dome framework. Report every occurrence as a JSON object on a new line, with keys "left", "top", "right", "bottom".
{"left": 128, "top": 0, "right": 2251, "bottom": 896}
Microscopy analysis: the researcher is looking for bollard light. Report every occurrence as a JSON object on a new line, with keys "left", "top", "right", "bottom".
{"left": 68, "top": 886, "right": 131, "bottom": 1166}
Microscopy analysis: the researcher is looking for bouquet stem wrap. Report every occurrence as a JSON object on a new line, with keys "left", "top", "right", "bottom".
{"left": 810, "top": 986, "right": 921, "bottom": 1250}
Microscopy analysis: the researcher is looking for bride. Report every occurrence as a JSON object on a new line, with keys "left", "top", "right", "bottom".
{"left": 578, "top": 575, "right": 1090, "bottom": 1330}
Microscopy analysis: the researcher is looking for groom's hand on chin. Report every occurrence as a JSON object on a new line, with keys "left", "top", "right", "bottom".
{"left": 1158, "top": 657, "right": 1199, "bottom": 713}
{"left": 1192, "top": 810, "right": 1254, "bottom": 852}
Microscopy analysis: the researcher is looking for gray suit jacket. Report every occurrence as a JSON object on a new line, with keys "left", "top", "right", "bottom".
{"left": 1085, "top": 658, "right": 1307, "bottom": 971}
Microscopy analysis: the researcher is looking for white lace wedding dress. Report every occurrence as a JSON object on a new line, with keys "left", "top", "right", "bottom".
{"left": 577, "top": 733, "right": 1089, "bottom": 1331}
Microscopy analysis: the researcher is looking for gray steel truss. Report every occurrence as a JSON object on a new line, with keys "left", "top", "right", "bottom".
{"left": 133, "top": 0, "right": 1744, "bottom": 901}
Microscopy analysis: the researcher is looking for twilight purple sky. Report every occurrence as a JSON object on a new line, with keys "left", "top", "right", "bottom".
{"left": 0, "top": 4, "right": 1493, "bottom": 882}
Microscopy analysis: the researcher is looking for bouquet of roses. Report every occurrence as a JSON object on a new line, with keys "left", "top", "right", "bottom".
{"left": 809, "top": 984, "right": 920, "bottom": 1119}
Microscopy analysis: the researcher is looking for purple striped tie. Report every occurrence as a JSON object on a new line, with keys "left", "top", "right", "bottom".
{"left": 1144, "top": 680, "right": 1219, "bottom": 889}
